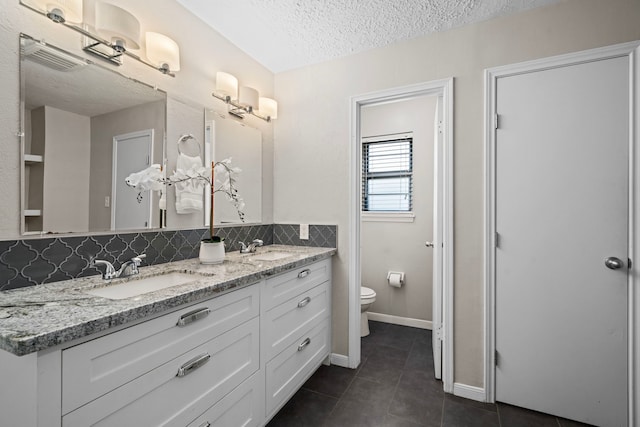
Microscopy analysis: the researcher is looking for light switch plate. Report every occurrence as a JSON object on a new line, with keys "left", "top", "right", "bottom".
{"left": 300, "top": 224, "right": 309, "bottom": 240}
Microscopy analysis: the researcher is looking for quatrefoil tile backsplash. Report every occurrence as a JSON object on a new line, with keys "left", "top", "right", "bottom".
{"left": 0, "top": 224, "right": 336, "bottom": 291}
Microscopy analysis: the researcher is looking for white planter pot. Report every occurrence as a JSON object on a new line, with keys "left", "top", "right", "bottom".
{"left": 199, "top": 241, "right": 225, "bottom": 264}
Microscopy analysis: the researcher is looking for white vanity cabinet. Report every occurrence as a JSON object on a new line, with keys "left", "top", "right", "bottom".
{"left": 62, "top": 284, "right": 261, "bottom": 426}
{"left": 61, "top": 284, "right": 260, "bottom": 415}
{"left": 262, "top": 258, "right": 332, "bottom": 419}
{"left": 0, "top": 255, "right": 333, "bottom": 427}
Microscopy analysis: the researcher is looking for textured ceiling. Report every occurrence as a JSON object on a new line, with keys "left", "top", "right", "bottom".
{"left": 176, "top": 0, "right": 563, "bottom": 72}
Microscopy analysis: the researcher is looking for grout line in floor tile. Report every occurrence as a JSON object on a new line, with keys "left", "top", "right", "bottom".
{"left": 322, "top": 365, "right": 359, "bottom": 421}
{"left": 299, "top": 386, "right": 342, "bottom": 403}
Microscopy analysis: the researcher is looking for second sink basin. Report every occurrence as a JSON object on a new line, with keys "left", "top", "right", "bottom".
{"left": 248, "top": 251, "right": 294, "bottom": 261}
{"left": 84, "top": 272, "right": 199, "bottom": 300}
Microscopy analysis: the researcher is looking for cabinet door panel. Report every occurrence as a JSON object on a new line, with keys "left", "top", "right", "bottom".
{"left": 187, "top": 370, "right": 265, "bottom": 427}
{"left": 265, "top": 281, "right": 330, "bottom": 359}
{"left": 265, "top": 319, "right": 331, "bottom": 417}
{"left": 263, "top": 259, "right": 330, "bottom": 311}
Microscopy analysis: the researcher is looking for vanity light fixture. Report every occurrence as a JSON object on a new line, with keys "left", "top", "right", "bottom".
{"left": 145, "top": 32, "right": 181, "bottom": 75}
{"left": 94, "top": 2, "right": 140, "bottom": 53}
{"left": 212, "top": 71, "right": 278, "bottom": 122}
{"left": 31, "top": 0, "right": 83, "bottom": 24}
{"left": 20, "top": 0, "right": 180, "bottom": 77}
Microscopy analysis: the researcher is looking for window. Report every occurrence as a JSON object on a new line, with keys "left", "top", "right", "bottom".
{"left": 362, "top": 134, "right": 413, "bottom": 212}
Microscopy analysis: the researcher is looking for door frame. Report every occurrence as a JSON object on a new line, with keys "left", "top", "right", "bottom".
{"left": 111, "top": 129, "right": 154, "bottom": 230}
{"left": 349, "top": 78, "right": 454, "bottom": 392}
{"left": 484, "top": 41, "right": 640, "bottom": 423}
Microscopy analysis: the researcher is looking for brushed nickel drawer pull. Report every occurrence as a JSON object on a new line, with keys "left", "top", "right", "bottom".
{"left": 297, "top": 269, "right": 311, "bottom": 279}
{"left": 297, "top": 296, "right": 311, "bottom": 308}
{"left": 177, "top": 353, "right": 210, "bottom": 377}
{"left": 177, "top": 307, "right": 211, "bottom": 327}
{"left": 198, "top": 423, "right": 211, "bottom": 427}
{"left": 298, "top": 337, "right": 311, "bottom": 351}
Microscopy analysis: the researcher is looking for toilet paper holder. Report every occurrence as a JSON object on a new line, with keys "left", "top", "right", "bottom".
{"left": 387, "top": 271, "right": 405, "bottom": 287}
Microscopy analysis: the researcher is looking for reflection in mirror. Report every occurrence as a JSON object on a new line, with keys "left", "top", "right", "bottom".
{"left": 204, "top": 111, "right": 262, "bottom": 225}
{"left": 20, "top": 34, "right": 167, "bottom": 235}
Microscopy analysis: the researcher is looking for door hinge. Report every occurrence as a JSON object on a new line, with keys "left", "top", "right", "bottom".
{"left": 629, "top": 258, "right": 632, "bottom": 269}
{"left": 435, "top": 325, "right": 444, "bottom": 341}
{"left": 495, "top": 232, "right": 500, "bottom": 249}
{"left": 495, "top": 350, "right": 499, "bottom": 367}
{"left": 494, "top": 114, "right": 500, "bottom": 130}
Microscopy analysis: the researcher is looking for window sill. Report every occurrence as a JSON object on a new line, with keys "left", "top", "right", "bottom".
{"left": 361, "top": 212, "right": 415, "bottom": 223}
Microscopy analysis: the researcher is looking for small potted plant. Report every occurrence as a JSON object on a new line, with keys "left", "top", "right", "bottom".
{"left": 126, "top": 154, "right": 244, "bottom": 264}
{"left": 174, "top": 159, "right": 245, "bottom": 264}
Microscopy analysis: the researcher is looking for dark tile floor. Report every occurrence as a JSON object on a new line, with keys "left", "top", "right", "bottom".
{"left": 267, "top": 321, "right": 594, "bottom": 427}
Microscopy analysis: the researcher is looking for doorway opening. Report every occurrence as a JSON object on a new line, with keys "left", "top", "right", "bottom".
{"left": 349, "top": 79, "right": 454, "bottom": 393}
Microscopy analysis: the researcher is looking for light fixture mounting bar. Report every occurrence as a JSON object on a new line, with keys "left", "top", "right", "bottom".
{"left": 21, "top": 1, "right": 175, "bottom": 77}
{"left": 211, "top": 92, "right": 271, "bottom": 122}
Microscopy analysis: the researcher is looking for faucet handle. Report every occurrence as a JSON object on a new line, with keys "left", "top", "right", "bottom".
{"left": 132, "top": 253, "right": 146, "bottom": 264}
{"left": 128, "top": 254, "right": 146, "bottom": 275}
{"left": 92, "top": 258, "right": 116, "bottom": 280}
{"left": 252, "top": 239, "right": 264, "bottom": 246}
{"left": 239, "top": 242, "right": 248, "bottom": 251}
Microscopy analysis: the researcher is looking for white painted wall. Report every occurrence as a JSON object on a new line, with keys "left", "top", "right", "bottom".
{"left": 0, "top": 0, "right": 274, "bottom": 238}
{"left": 360, "top": 96, "right": 437, "bottom": 322}
{"left": 273, "top": 0, "right": 640, "bottom": 387}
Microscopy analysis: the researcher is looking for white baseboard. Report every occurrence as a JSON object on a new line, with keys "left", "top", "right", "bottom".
{"left": 367, "top": 312, "right": 432, "bottom": 330}
{"left": 330, "top": 353, "right": 350, "bottom": 368}
{"left": 453, "top": 382, "right": 487, "bottom": 402}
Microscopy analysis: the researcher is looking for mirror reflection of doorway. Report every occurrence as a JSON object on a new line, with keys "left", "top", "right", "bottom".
{"left": 111, "top": 129, "right": 154, "bottom": 230}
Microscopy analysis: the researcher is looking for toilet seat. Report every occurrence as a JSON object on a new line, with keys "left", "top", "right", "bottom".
{"left": 361, "top": 286, "right": 376, "bottom": 298}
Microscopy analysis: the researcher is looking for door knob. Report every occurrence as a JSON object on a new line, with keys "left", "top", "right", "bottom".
{"left": 425, "top": 241, "right": 434, "bottom": 248}
{"left": 604, "top": 257, "right": 624, "bottom": 270}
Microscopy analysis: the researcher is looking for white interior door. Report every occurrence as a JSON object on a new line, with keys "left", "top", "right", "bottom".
{"left": 112, "top": 130, "right": 153, "bottom": 230}
{"left": 495, "top": 56, "right": 629, "bottom": 426}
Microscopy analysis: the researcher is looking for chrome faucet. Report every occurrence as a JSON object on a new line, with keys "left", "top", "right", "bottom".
{"left": 239, "top": 239, "right": 264, "bottom": 254}
{"left": 118, "top": 254, "right": 146, "bottom": 277}
{"left": 92, "top": 259, "right": 117, "bottom": 280}
{"left": 92, "top": 254, "right": 146, "bottom": 280}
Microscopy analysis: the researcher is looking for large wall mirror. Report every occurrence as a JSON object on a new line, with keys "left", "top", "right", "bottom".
{"left": 20, "top": 33, "right": 167, "bottom": 235}
{"left": 204, "top": 110, "right": 262, "bottom": 225}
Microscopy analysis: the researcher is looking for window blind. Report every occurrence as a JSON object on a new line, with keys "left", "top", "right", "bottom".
{"left": 362, "top": 137, "right": 413, "bottom": 212}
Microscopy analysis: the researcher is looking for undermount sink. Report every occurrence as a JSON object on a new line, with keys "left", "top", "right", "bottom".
{"left": 248, "top": 251, "right": 294, "bottom": 261}
{"left": 84, "top": 272, "right": 199, "bottom": 300}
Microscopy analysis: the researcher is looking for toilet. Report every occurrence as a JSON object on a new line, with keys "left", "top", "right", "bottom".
{"left": 360, "top": 286, "right": 377, "bottom": 337}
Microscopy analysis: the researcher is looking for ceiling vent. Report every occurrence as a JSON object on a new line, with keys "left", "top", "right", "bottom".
{"left": 21, "top": 40, "right": 86, "bottom": 72}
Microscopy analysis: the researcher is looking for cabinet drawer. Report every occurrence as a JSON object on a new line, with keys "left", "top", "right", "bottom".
{"left": 187, "top": 370, "right": 264, "bottom": 427}
{"left": 263, "top": 259, "right": 330, "bottom": 311}
{"left": 62, "top": 283, "right": 259, "bottom": 413}
{"left": 63, "top": 316, "right": 260, "bottom": 427}
{"left": 265, "top": 319, "right": 331, "bottom": 416}
{"left": 265, "top": 281, "right": 330, "bottom": 360}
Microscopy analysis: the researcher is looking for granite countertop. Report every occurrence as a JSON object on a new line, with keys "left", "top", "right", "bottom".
{"left": 0, "top": 245, "right": 335, "bottom": 356}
